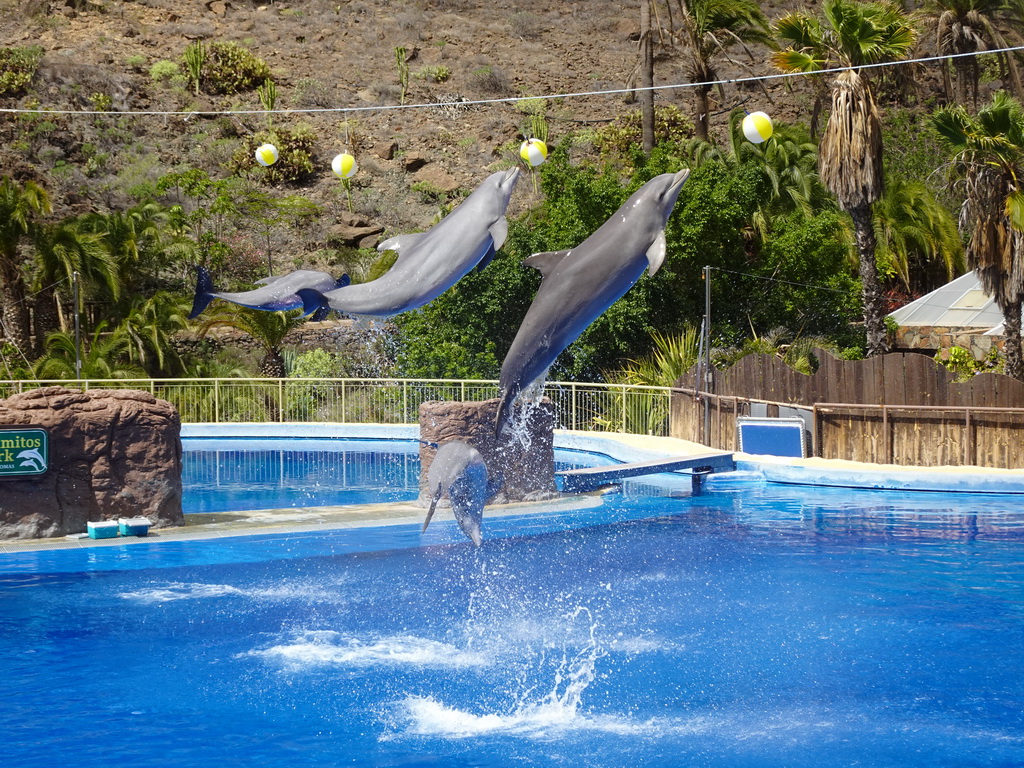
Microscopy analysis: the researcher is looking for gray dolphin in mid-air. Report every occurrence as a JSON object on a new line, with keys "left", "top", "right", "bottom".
{"left": 297, "top": 167, "right": 520, "bottom": 318}
{"left": 188, "top": 267, "right": 350, "bottom": 320}
{"left": 495, "top": 169, "right": 691, "bottom": 435}
{"left": 422, "top": 441, "right": 491, "bottom": 547}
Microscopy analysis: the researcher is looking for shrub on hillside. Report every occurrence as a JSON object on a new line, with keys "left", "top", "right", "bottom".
{"left": 230, "top": 125, "right": 318, "bottom": 184}
{"left": 184, "top": 41, "right": 271, "bottom": 95}
{"left": 0, "top": 45, "right": 43, "bottom": 97}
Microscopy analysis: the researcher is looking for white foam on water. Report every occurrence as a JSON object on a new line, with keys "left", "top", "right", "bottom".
{"left": 118, "top": 580, "right": 345, "bottom": 604}
{"left": 243, "top": 630, "right": 493, "bottom": 672}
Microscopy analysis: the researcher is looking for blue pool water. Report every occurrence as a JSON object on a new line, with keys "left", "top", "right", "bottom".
{"left": 2, "top": 445, "right": 1023, "bottom": 767}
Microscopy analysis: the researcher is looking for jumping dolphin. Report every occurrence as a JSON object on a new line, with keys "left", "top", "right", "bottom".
{"left": 16, "top": 448, "right": 45, "bottom": 472}
{"left": 188, "top": 267, "right": 350, "bottom": 320}
{"left": 495, "top": 169, "right": 691, "bottom": 435}
{"left": 422, "top": 441, "right": 490, "bottom": 547}
{"left": 297, "top": 167, "right": 520, "bottom": 318}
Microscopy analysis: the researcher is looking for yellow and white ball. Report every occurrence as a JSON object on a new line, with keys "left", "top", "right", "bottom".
{"left": 741, "top": 111, "right": 773, "bottom": 144}
{"left": 519, "top": 138, "right": 548, "bottom": 167}
{"left": 254, "top": 143, "right": 279, "bottom": 167}
{"left": 332, "top": 152, "right": 357, "bottom": 179}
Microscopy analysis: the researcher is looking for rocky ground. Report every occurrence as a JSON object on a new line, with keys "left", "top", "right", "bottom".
{"left": 0, "top": 0, "right": 808, "bottom": 247}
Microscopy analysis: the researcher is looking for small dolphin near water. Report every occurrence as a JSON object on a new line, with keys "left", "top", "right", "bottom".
{"left": 422, "top": 441, "right": 491, "bottom": 547}
{"left": 297, "top": 167, "right": 520, "bottom": 318}
{"left": 16, "top": 448, "right": 45, "bottom": 472}
{"left": 495, "top": 169, "right": 691, "bottom": 435}
{"left": 188, "top": 267, "right": 350, "bottom": 320}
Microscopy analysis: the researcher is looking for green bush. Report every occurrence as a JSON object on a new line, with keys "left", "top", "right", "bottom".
{"left": 149, "top": 59, "right": 179, "bottom": 84}
{"left": 0, "top": 45, "right": 42, "bottom": 97}
{"left": 186, "top": 41, "right": 271, "bottom": 95}
{"left": 593, "top": 105, "right": 694, "bottom": 158}
{"left": 230, "top": 124, "right": 318, "bottom": 184}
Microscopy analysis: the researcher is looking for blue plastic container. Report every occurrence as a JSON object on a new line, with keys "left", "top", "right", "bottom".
{"left": 86, "top": 521, "right": 119, "bottom": 539}
{"left": 117, "top": 517, "right": 151, "bottom": 537}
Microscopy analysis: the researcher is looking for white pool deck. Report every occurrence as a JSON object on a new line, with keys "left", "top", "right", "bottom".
{"left": 4, "top": 423, "right": 1024, "bottom": 554}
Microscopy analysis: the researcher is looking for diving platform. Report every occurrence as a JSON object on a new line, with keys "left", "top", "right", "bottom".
{"left": 557, "top": 452, "right": 736, "bottom": 495}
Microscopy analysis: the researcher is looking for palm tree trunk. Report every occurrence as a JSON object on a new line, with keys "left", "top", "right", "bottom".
{"left": 849, "top": 204, "right": 889, "bottom": 356}
{"left": 260, "top": 350, "right": 286, "bottom": 378}
{"left": 640, "top": 0, "right": 655, "bottom": 155}
{"left": 1001, "top": 298, "right": 1024, "bottom": 380}
{"left": 0, "top": 262, "right": 32, "bottom": 357}
{"left": 695, "top": 84, "right": 711, "bottom": 142}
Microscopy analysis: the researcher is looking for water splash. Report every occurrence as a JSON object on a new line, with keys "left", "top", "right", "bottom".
{"left": 118, "top": 580, "right": 346, "bottom": 604}
{"left": 242, "top": 630, "right": 492, "bottom": 672}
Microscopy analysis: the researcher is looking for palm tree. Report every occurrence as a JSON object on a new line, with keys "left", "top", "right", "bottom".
{"left": 661, "top": 0, "right": 774, "bottom": 142}
{"left": 116, "top": 291, "right": 192, "bottom": 377}
{"left": 33, "top": 323, "right": 146, "bottom": 380}
{"left": 873, "top": 176, "right": 966, "bottom": 294}
{"left": 931, "top": 91, "right": 1024, "bottom": 379}
{"left": 31, "top": 218, "right": 116, "bottom": 356}
{"left": 773, "top": 0, "right": 917, "bottom": 356}
{"left": 0, "top": 176, "right": 50, "bottom": 356}
{"left": 922, "top": 0, "right": 1024, "bottom": 109}
{"left": 195, "top": 305, "right": 305, "bottom": 377}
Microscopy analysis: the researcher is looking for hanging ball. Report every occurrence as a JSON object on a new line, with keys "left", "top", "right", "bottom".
{"left": 332, "top": 152, "right": 358, "bottom": 179}
{"left": 741, "top": 111, "right": 773, "bottom": 144}
{"left": 254, "top": 143, "right": 279, "bottom": 167}
{"left": 519, "top": 138, "right": 548, "bottom": 167}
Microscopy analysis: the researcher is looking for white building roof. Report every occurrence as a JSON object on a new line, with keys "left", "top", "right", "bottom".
{"left": 887, "top": 272, "right": 1004, "bottom": 330}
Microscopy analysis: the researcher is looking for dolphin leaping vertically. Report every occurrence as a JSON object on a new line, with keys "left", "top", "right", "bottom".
{"left": 297, "top": 167, "right": 520, "bottom": 318}
{"left": 495, "top": 169, "right": 690, "bottom": 435}
{"left": 422, "top": 441, "right": 491, "bottom": 547}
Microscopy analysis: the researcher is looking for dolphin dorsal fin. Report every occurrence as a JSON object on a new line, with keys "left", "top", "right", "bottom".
{"left": 488, "top": 217, "right": 509, "bottom": 252}
{"left": 646, "top": 231, "right": 667, "bottom": 276}
{"left": 377, "top": 233, "right": 427, "bottom": 255}
{"left": 524, "top": 249, "right": 572, "bottom": 277}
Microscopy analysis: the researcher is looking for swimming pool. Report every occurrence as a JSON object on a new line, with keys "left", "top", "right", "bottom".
{"left": 1, "top": 444, "right": 1023, "bottom": 767}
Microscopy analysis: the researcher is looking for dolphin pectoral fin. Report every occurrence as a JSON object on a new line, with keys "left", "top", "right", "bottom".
{"left": 475, "top": 244, "right": 497, "bottom": 273}
{"left": 423, "top": 488, "right": 444, "bottom": 532}
{"left": 334, "top": 273, "right": 352, "bottom": 289}
{"left": 296, "top": 288, "right": 328, "bottom": 317}
{"left": 377, "top": 233, "right": 426, "bottom": 255}
{"left": 523, "top": 249, "right": 571, "bottom": 277}
{"left": 488, "top": 217, "right": 509, "bottom": 251}
{"left": 188, "top": 266, "right": 217, "bottom": 319}
{"left": 646, "top": 231, "right": 667, "bottom": 276}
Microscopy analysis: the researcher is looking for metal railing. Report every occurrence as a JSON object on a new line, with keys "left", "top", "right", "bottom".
{"left": 0, "top": 378, "right": 674, "bottom": 435}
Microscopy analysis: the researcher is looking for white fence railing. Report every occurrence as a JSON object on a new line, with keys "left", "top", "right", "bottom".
{"left": 0, "top": 378, "right": 674, "bottom": 435}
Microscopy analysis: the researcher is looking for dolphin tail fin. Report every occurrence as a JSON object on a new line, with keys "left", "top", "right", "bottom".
{"left": 334, "top": 273, "right": 351, "bottom": 290}
{"left": 309, "top": 307, "right": 330, "bottom": 322}
{"left": 188, "top": 266, "right": 216, "bottom": 320}
{"left": 296, "top": 288, "right": 328, "bottom": 318}
{"left": 422, "top": 487, "right": 444, "bottom": 533}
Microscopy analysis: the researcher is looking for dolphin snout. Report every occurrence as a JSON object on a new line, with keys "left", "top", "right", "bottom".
{"left": 671, "top": 168, "right": 690, "bottom": 190}
{"left": 504, "top": 166, "right": 521, "bottom": 186}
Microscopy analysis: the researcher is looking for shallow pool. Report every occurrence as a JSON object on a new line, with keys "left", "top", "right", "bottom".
{"left": 2, "top": 469, "right": 1023, "bottom": 767}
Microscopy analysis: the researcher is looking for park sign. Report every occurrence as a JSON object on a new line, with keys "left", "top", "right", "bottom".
{"left": 0, "top": 427, "right": 49, "bottom": 478}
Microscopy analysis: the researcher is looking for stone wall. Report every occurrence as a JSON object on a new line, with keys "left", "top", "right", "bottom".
{"left": 0, "top": 387, "right": 183, "bottom": 539}
{"left": 418, "top": 399, "right": 557, "bottom": 504}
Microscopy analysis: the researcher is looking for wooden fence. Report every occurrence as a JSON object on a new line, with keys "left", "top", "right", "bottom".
{"left": 670, "top": 350, "right": 1024, "bottom": 469}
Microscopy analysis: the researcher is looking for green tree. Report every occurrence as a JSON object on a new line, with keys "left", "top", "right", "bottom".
{"left": 932, "top": 91, "right": 1024, "bottom": 379}
{"left": 33, "top": 323, "right": 146, "bottom": 380}
{"left": 922, "top": 0, "right": 1024, "bottom": 108}
{"left": 873, "top": 176, "right": 965, "bottom": 294}
{"left": 196, "top": 306, "right": 305, "bottom": 377}
{"left": 662, "top": 0, "right": 773, "bottom": 142}
{"left": 0, "top": 176, "right": 50, "bottom": 356}
{"left": 773, "top": 0, "right": 918, "bottom": 356}
{"left": 30, "top": 217, "right": 116, "bottom": 356}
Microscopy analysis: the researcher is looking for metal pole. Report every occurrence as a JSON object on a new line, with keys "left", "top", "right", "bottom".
{"left": 702, "top": 265, "right": 712, "bottom": 445}
{"left": 73, "top": 271, "right": 81, "bottom": 380}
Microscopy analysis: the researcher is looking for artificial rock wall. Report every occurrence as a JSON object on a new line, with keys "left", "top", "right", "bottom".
{"left": 0, "top": 387, "right": 183, "bottom": 539}
{"left": 418, "top": 398, "right": 558, "bottom": 504}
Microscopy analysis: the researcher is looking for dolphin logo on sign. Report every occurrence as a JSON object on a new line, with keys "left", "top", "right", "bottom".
{"left": 17, "top": 448, "right": 45, "bottom": 472}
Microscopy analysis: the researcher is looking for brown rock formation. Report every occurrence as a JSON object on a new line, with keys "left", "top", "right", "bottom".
{"left": 0, "top": 387, "right": 183, "bottom": 539}
{"left": 418, "top": 398, "right": 557, "bottom": 504}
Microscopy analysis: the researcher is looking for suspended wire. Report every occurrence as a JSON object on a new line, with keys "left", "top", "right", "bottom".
{"left": 712, "top": 264, "right": 847, "bottom": 294}
{"left": 1, "top": 44, "right": 1022, "bottom": 119}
